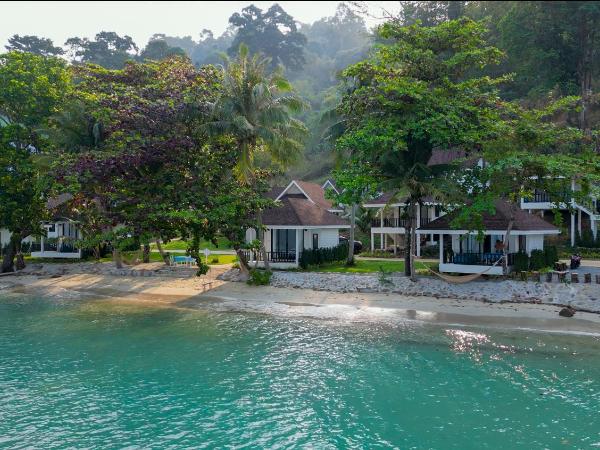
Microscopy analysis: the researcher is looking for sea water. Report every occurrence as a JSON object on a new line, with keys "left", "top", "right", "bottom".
{"left": 1, "top": 293, "right": 599, "bottom": 449}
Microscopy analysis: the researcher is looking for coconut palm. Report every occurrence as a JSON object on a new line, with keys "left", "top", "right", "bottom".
{"left": 204, "top": 44, "right": 308, "bottom": 270}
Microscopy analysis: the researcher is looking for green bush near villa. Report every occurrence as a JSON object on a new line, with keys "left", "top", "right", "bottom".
{"left": 247, "top": 269, "right": 272, "bottom": 286}
{"left": 529, "top": 250, "right": 546, "bottom": 270}
{"left": 513, "top": 251, "right": 529, "bottom": 272}
{"left": 299, "top": 243, "right": 349, "bottom": 269}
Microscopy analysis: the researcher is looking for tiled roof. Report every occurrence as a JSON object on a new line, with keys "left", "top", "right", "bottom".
{"left": 46, "top": 193, "right": 73, "bottom": 209}
{"left": 427, "top": 148, "right": 480, "bottom": 167}
{"left": 262, "top": 196, "right": 349, "bottom": 227}
{"left": 419, "top": 200, "right": 560, "bottom": 232}
{"left": 295, "top": 181, "right": 335, "bottom": 209}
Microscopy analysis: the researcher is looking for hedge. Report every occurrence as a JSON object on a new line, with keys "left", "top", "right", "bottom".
{"left": 529, "top": 249, "right": 546, "bottom": 270}
{"left": 513, "top": 251, "right": 529, "bottom": 272}
{"left": 514, "top": 247, "right": 558, "bottom": 272}
{"left": 299, "top": 243, "right": 349, "bottom": 269}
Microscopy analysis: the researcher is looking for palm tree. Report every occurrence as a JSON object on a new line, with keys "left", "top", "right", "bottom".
{"left": 204, "top": 44, "right": 308, "bottom": 271}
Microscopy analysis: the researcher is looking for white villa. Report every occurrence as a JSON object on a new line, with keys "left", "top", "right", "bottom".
{"left": 364, "top": 192, "right": 443, "bottom": 256}
{"left": 520, "top": 179, "right": 600, "bottom": 246}
{"left": 0, "top": 194, "right": 83, "bottom": 259}
{"left": 417, "top": 200, "right": 560, "bottom": 275}
{"left": 245, "top": 180, "right": 350, "bottom": 268}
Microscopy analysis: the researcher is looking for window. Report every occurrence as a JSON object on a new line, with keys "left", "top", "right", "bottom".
{"left": 47, "top": 224, "right": 55, "bottom": 233}
{"left": 312, "top": 233, "right": 319, "bottom": 250}
{"left": 274, "top": 229, "right": 296, "bottom": 253}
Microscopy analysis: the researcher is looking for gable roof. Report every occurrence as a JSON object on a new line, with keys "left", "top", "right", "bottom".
{"left": 262, "top": 196, "right": 349, "bottom": 227}
{"left": 419, "top": 200, "right": 560, "bottom": 233}
{"left": 46, "top": 193, "right": 73, "bottom": 209}
{"left": 322, "top": 179, "right": 339, "bottom": 194}
{"left": 262, "top": 180, "right": 348, "bottom": 227}
{"left": 427, "top": 148, "right": 483, "bottom": 168}
{"left": 275, "top": 180, "right": 337, "bottom": 210}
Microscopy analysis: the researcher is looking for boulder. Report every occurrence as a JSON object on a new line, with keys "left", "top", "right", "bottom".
{"left": 559, "top": 307, "right": 576, "bottom": 317}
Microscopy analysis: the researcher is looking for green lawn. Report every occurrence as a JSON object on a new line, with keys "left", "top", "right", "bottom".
{"left": 305, "top": 259, "right": 436, "bottom": 274}
{"left": 150, "top": 237, "right": 232, "bottom": 251}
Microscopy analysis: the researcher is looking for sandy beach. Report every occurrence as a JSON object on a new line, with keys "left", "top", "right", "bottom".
{"left": 2, "top": 266, "right": 600, "bottom": 336}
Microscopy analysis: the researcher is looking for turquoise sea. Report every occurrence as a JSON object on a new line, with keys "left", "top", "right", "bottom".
{"left": 1, "top": 292, "right": 599, "bottom": 449}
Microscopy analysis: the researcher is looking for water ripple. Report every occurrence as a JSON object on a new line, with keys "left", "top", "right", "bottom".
{"left": 1, "top": 295, "right": 599, "bottom": 448}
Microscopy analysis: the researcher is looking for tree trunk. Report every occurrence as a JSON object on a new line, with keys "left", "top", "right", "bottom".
{"left": 235, "top": 246, "right": 250, "bottom": 276}
{"left": 578, "top": 9, "right": 594, "bottom": 137}
{"left": 143, "top": 244, "right": 150, "bottom": 263}
{"left": 257, "top": 215, "right": 270, "bottom": 271}
{"left": 410, "top": 202, "right": 417, "bottom": 282}
{"left": 1, "top": 237, "right": 17, "bottom": 273}
{"left": 503, "top": 211, "right": 515, "bottom": 276}
{"left": 155, "top": 239, "right": 170, "bottom": 265}
{"left": 113, "top": 248, "right": 123, "bottom": 269}
{"left": 347, "top": 204, "right": 356, "bottom": 265}
{"left": 404, "top": 227, "right": 411, "bottom": 277}
{"left": 15, "top": 238, "right": 25, "bottom": 271}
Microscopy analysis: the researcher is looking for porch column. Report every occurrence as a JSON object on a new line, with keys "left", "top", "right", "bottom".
{"left": 439, "top": 234, "right": 444, "bottom": 263}
{"left": 295, "top": 228, "right": 301, "bottom": 266}
{"left": 371, "top": 230, "right": 375, "bottom": 252}
{"left": 571, "top": 213, "right": 576, "bottom": 246}
{"left": 592, "top": 219, "right": 598, "bottom": 240}
{"left": 380, "top": 208, "right": 384, "bottom": 227}
{"left": 578, "top": 209, "right": 582, "bottom": 235}
{"left": 41, "top": 236, "right": 44, "bottom": 253}
{"left": 380, "top": 233, "right": 384, "bottom": 250}
{"left": 416, "top": 206, "right": 421, "bottom": 257}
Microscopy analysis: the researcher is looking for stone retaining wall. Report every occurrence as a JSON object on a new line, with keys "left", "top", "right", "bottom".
{"left": 270, "top": 272, "right": 600, "bottom": 313}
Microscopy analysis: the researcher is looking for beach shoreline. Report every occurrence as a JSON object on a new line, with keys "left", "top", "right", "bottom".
{"left": 3, "top": 270, "right": 600, "bottom": 336}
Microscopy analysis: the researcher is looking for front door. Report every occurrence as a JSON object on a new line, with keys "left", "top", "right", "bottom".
{"left": 312, "top": 233, "right": 319, "bottom": 250}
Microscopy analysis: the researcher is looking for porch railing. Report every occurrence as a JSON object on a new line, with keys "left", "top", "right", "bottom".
{"left": 443, "top": 251, "right": 515, "bottom": 266}
{"left": 522, "top": 190, "right": 570, "bottom": 204}
{"left": 30, "top": 242, "right": 79, "bottom": 253}
{"left": 242, "top": 250, "right": 296, "bottom": 263}
{"left": 371, "top": 217, "right": 432, "bottom": 228}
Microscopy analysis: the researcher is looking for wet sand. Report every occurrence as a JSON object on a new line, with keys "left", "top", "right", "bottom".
{"left": 2, "top": 271, "right": 600, "bottom": 336}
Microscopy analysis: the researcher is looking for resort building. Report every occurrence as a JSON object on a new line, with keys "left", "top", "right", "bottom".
{"left": 245, "top": 180, "right": 350, "bottom": 268}
{"left": 0, "top": 194, "right": 82, "bottom": 259}
{"left": 363, "top": 193, "right": 442, "bottom": 256}
{"left": 417, "top": 200, "right": 560, "bottom": 275}
{"left": 520, "top": 179, "right": 599, "bottom": 246}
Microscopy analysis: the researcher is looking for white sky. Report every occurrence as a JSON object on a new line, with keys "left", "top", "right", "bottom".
{"left": 0, "top": 1, "right": 401, "bottom": 48}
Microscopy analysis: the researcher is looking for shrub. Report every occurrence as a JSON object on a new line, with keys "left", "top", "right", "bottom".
{"left": 299, "top": 243, "right": 349, "bottom": 269}
{"left": 544, "top": 245, "right": 558, "bottom": 267}
{"left": 247, "top": 269, "right": 272, "bottom": 285}
{"left": 210, "top": 256, "right": 220, "bottom": 264}
{"left": 196, "top": 261, "right": 209, "bottom": 276}
{"left": 513, "top": 251, "right": 529, "bottom": 272}
{"left": 578, "top": 229, "right": 596, "bottom": 248}
{"left": 378, "top": 265, "right": 393, "bottom": 285}
{"left": 421, "top": 244, "right": 439, "bottom": 258}
{"left": 529, "top": 249, "right": 546, "bottom": 270}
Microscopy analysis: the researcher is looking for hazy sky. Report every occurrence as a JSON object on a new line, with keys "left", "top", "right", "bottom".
{"left": 0, "top": 1, "right": 401, "bottom": 49}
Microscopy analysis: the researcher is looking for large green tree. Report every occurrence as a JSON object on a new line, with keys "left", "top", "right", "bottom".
{"left": 139, "top": 39, "right": 186, "bottom": 61}
{"left": 5, "top": 34, "right": 65, "bottom": 56}
{"left": 64, "top": 32, "right": 138, "bottom": 69}
{"left": 333, "top": 18, "right": 509, "bottom": 279}
{"left": 0, "top": 51, "right": 70, "bottom": 272}
{"left": 227, "top": 4, "right": 307, "bottom": 71}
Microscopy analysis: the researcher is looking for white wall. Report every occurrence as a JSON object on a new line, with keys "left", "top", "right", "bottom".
{"left": 0, "top": 228, "right": 10, "bottom": 247}
{"left": 245, "top": 228, "right": 257, "bottom": 243}
{"left": 526, "top": 235, "right": 544, "bottom": 254}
